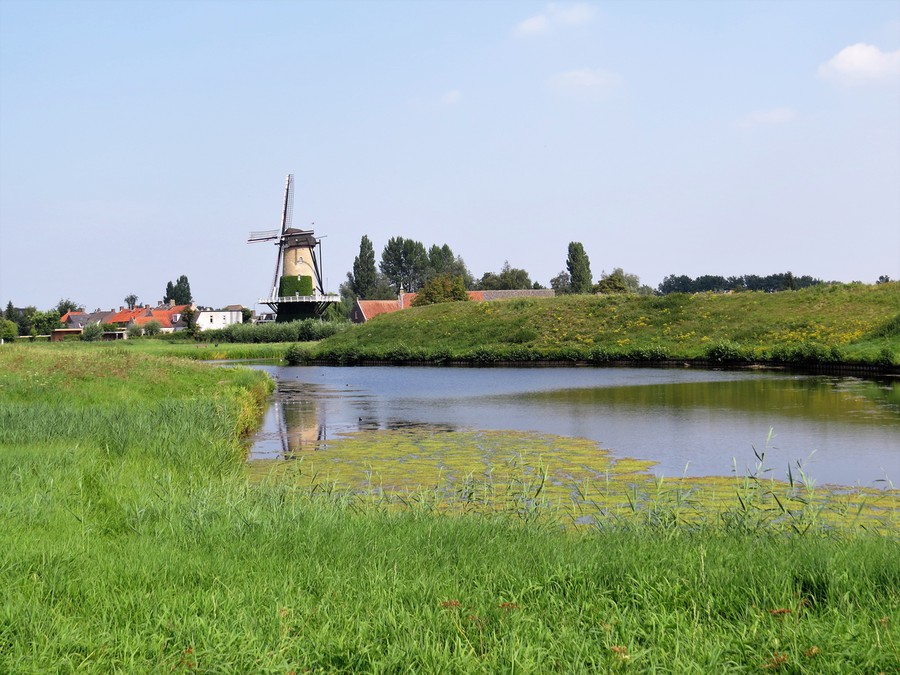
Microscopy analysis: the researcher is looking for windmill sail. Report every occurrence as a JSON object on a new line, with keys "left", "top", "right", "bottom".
{"left": 246, "top": 173, "right": 339, "bottom": 320}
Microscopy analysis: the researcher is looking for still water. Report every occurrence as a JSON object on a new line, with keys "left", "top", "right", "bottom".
{"left": 247, "top": 366, "right": 899, "bottom": 488}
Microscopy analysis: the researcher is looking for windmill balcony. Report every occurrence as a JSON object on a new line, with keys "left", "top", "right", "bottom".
{"left": 259, "top": 291, "right": 341, "bottom": 304}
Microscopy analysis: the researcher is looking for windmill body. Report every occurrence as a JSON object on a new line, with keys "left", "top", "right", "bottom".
{"left": 248, "top": 175, "right": 340, "bottom": 321}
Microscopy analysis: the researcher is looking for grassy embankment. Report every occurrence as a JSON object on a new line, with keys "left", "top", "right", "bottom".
{"left": 1, "top": 346, "right": 898, "bottom": 672}
{"left": 21, "top": 338, "right": 302, "bottom": 361}
{"left": 294, "top": 282, "right": 900, "bottom": 367}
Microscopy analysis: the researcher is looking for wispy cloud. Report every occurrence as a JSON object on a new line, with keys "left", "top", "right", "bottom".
{"left": 441, "top": 89, "right": 461, "bottom": 105}
{"left": 736, "top": 107, "right": 797, "bottom": 129}
{"left": 549, "top": 67, "right": 619, "bottom": 94}
{"left": 515, "top": 3, "right": 595, "bottom": 37}
{"left": 817, "top": 43, "right": 900, "bottom": 84}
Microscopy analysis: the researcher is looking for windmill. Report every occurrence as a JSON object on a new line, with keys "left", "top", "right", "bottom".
{"left": 248, "top": 174, "right": 339, "bottom": 321}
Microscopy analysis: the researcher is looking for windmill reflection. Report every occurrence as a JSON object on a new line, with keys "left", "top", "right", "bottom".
{"left": 275, "top": 381, "right": 327, "bottom": 458}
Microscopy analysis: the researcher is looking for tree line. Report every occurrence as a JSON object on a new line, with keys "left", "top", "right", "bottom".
{"left": 340, "top": 235, "right": 864, "bottom": 311}
{"left": 657, "top": 272, "right": 824, "bottom": 295}
{"left": 343, "top": 235, "right": 540, "bottom": 303}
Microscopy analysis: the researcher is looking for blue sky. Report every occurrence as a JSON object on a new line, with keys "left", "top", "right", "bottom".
{"left": 1, "top": 0, "right": 898, "bottom": 312}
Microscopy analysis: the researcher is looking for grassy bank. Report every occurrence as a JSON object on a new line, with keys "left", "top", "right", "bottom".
{"left": 295, "top": 282, "right": 900, "bottom": 368}
{"left": 1, "top": 347, "right": 898, "bottom": 672}
{"left": 13, "top": 338, "right": 301, "bottom": 361}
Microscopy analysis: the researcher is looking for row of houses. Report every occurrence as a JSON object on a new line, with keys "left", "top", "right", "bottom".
{"left": 51, "top": 302, "right": 244, "bottom": 341}
{"left": 350, "top": 289, "right": 555, "bottom": 323}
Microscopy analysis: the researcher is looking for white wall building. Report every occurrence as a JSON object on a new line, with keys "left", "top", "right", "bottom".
{"left": 196, "top": 310, "right": 243, "bottom": 330}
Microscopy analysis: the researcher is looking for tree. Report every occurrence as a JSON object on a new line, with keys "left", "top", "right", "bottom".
{"left": 4, "top": 301, "right": 14, "bottom": 321}
{"left": 144, "top": 320, "right": 162, "bottom": 336}
{"left": 411, "top": 275, "right": 470, "bottom": 306}
{"left": 566, "top": 242, "right": 593, "bottom": 294}
{"left": 13, "top": 306, "right": 37, "bottom": 336}
{"left": 124, "top": 294, "right": 139, "bottom": 310}
{"left": 594, "top": 269, "right": 629, "bottom": 294}
{"left": 241, "top": 308, "right": 253, "bottom": 324}
{"left": 0, "top": 318, "right": 17, "bottom": 342}
{"left": 350, "top": 235, "right": 378, "bottom": 298}
{"left": 595, "top": 268, "right": 644, "bottom": 294}
{"left": 380, "top": 237, "right": 428, "bottom": 293}
{"left": 877, "top": 275, "right": 892, "bottom": 284}
{"left": 126, "top": 323, "right": 143, "bottom": 338}
{"left": 31, "top": 309, "right": 62, "bottom": 335}
{"left": 164, "top": 276, "right": 192, "bottom": 305}
{"left": 55, "top": 298, "right": 82, "bottom": 315}
{"left": 550, "top": 270, "right": 571, "bottom": 295}
{"left": 476, "top": 261, "right": 533, "bottom": 290}
{"left": 181, "top": 306, "right": 201, "bottom": 339}
{"left": 426, "top": 244, "right": 473, "bottom": 287}
{"left": 657, "top": 275, "right": 694, "bottom": 294}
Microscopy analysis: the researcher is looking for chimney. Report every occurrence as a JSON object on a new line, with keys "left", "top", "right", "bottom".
{"left": 169, "top": 299, "right": 175, "bottom": 308}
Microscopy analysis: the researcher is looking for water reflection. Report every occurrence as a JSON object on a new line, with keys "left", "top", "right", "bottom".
{"left": 247, "top": 366, "right": 900, "bottom": 486}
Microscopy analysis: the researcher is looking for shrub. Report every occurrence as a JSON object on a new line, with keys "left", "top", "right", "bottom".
{"left": 876, "top": 346, "right": 897, "bottom": 366}
{"left": 285, "top": 344, "right": 311, "bottom": 365}
{"left": 0, "top": 318, "right": 17, "bottom": 342}
{"left": 126, "top": 323, "right": 143, "bottom": 338}
{"left": 705, "top": 341, "right": 748, "bottom": 363}
{"left": 769, "top": 342, "right": 843, "bottom": 364}
{"left": 625, "top": 345, "right": 669, "bottom": 361}
{"left": 202, "top": 319, "right": 348, "bottom": 344}
{"left": 81, "top": 324, "right": 103, "bottom": 341}
{"left": 144, "top": 320, "right": 162, "bottom": 336}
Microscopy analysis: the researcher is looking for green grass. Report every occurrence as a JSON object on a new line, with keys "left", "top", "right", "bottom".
{"left": 14, "top": 338, "right": 302, "bottom": 361}
{"left": 298, "top": 282, "right": 900, "bottom": 367}
{"left": 1, "top": 347, "right": 898, "bottom": 672}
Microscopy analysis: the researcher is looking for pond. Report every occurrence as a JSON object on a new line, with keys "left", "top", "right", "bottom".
{"left": 247, "top": 365, "right": 899, "bottom": 488}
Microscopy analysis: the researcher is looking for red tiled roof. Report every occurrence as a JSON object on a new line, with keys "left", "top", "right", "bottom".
{"left": 133, "top": 310, "right": 174, "bottom": 328}
{"left": 357, "top": 300, "right": 402, "bottom": 321}
{"left": 107, "top": 309, "right": 144, "bottom": 324}
{"left": 60, "top": 311, "right": 84, "bottom": 323}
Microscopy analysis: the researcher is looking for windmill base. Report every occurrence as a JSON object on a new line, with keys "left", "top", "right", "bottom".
{"left": 259, "top": 295, "right": 341, "bottom": 322}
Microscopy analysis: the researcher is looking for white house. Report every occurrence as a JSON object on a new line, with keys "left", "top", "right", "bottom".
{"left": 195, "top": 310, "right": 243, "bottom": 330}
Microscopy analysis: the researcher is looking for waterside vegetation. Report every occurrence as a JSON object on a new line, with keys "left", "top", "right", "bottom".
{"left": 292, "top": 282, "right": 900, "bottom": 368}
{"left": 1, "top": 347, "right": 898, "bottom": 671}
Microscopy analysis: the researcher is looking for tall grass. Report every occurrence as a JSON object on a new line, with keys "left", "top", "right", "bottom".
{"left": 1, "top": 347, "right": 897, "bottom": 672}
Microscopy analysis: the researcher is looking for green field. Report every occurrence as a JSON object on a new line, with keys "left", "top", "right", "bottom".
{"left": 298, "top": 282, "right": 900, "bottom": 367}
{"left": 17, "top": 338, "right": 300, "bottom": 362}
{"left": 1, "top": 345, "right": 898, "bottom": 672}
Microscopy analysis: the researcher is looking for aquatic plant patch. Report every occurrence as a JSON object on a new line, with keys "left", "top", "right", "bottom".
{"left": 247, "top": 428, "right": 899, "bottom": 533}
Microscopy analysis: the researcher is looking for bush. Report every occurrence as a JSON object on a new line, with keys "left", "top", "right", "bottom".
{"left": 144, "top": 320, "right": 162, "bottom": 336}
{"left": 704, "top": 341, "right": 748, "bottom": 363}
{"left": 0, "top": 318, "right": 17, "bottom": 342}
{"left": 126, "top": 324, "right": 143, "bottom": 339}
{"left": 876, "top": 346, "right": 897, "bottom": 366}
{"left": 81, "top": 324, "right": 103, "bottom": 341}
{"left": 202, "top": 319, "right": 349, "bottom": 344}
{"left": 625, "top": 345, "right": 669, "bottom": 361}
{"left": 769, "top": 342, "right": 844, "bottom": 364}
{"left": 285, "top": 344, "right": 311, "bottom": 365}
